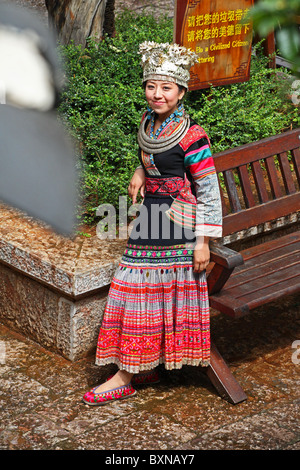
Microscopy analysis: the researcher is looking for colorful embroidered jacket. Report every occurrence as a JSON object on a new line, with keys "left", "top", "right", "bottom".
{"left": 138, "top": 116, "right": 223, "bottom": 239}
{"left": 180, "top": 123, "right": 222, "bottom": 238}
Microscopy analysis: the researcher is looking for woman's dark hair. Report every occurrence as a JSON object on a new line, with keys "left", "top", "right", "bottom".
{"left": 178, "top": 84, "right": 187, "bottom": 94}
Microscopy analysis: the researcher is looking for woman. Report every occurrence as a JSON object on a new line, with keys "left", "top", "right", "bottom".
{"left": 82, "top": 42, "right": 222, "bottom": 406}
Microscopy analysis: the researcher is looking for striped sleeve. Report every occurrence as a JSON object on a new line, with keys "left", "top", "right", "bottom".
{"left": 181, "top": 126, "right": 223, "bottom": 238}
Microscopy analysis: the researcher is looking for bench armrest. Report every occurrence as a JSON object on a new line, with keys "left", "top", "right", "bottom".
{"left": 209, "top": 241, "right": 244, "bottom": 269}
{"left": 207, "top": 241, "right": 244, "bottom": 295}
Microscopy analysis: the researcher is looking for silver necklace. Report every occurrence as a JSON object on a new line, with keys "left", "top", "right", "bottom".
{"left": 137, "top": 112, "right": 190, "bottom": 154}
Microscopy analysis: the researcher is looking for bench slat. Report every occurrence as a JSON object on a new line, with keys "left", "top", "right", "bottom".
{"left": 265, "top": 156, "right": 283, "bottom": 199}
{"left": 234, "top": 274, "right": 300, "bottom": 311}
{"left": 209, "top": 291, "right": 250, "bottom": 317}
{"left": 226, "top": 249, "right": 300, "bottom": 288}
{"left": 210, "top": 270, "right": 299, "bottom": 317}
{"left": 278, "top": 151, "right": 297, "bottom": 194}
{"left": 238, "top": 231, "right": 300, "bottom": 262}
{"left": 224, "top": 170, "right": 241, "bottom": 212}
{"left": 222, "top": 192, "right": 300, "bottom": 236}
{"left": 218, "top": 179, "right": 229, "bottom": 216}
{"left": 251, "top": 160, "right": 269, "bottom": 203}
{"left": 225, "top": 251, "right": 300, "bottom": 291}
{"left": 237, "top": 164, "right": 256, "bottom": 208}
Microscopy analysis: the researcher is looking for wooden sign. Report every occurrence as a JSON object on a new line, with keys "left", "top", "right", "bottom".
{"left": 174, "top": 0, "right": 254, "bottom": 90}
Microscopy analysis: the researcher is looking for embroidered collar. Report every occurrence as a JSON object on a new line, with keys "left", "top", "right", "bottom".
{"left": 137, "top": 106, "right": 190, "bottom": 154}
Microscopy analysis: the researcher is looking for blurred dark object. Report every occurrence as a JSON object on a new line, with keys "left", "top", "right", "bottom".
{"left": 0, "top": 2, "right": 78, "bottom": 235}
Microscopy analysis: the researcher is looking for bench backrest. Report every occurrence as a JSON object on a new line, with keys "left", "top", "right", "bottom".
{"left": 213, "top": 128, "right": 300, "bottom": 237}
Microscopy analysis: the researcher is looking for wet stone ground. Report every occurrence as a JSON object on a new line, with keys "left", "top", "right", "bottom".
{"left": 2, "top": 0, "right": 300, "bottom": 454}
{"left": 0, "top": 293, "right": 299, "bottom": 451}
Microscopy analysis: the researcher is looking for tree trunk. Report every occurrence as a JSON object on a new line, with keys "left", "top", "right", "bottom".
{"left": 45, "top": 0, "right": 115, "bottom": 46}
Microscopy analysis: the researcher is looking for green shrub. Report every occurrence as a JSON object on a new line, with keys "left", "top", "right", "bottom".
{"left": 58, "top": 10, "right": 299, "bottom": 225}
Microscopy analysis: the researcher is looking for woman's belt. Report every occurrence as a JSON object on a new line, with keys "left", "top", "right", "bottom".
{"left": 145, "top": 176, "right": 185, "bottom": 197}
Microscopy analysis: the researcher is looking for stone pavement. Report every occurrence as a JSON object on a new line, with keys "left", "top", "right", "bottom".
{"left": 1, "top": 294, "right": 299, "bottom": 451}
{"left": 1, "top": 0, "right": 300, "bottom": 454}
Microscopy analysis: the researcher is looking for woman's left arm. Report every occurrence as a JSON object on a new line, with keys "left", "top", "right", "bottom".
{"left": 183, "top": 131, "right": 223, "bottom": 272}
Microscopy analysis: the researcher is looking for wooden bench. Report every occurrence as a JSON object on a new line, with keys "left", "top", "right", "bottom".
{"left": 204, "top": 128, "right": 300, "bottom": 404}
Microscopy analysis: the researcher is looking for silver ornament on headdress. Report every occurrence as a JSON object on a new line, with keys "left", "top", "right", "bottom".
{"left": 139, "top": 41, "right": 198, "bottom": 89}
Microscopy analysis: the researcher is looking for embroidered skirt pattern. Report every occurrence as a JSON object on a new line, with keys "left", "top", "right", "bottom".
{"left": 95, "top": 243, "right": 211, "bottom": 373}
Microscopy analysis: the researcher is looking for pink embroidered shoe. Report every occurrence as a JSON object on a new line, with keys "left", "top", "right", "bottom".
{"left": 82, "top": 383, "right": 137, "bottom": 406}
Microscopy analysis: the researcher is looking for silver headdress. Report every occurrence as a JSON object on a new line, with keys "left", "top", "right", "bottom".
{"left": 139, "top": 41, "right": 198, "bottom": 89}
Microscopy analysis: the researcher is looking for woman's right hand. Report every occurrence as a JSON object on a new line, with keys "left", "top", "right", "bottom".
{"left": 128, "top": 168, "right": 146, "bottom": 204}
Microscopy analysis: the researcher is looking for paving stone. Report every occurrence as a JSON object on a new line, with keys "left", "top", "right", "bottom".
{"left": 181, "top": 401, "right": 300, "bottom": 450}
{"left": 61, "top": 410, "right": 197, "bottom": 450}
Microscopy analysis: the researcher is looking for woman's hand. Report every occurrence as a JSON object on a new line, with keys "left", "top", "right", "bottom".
{"left": 128, "top": 168, "right": 146, "bottom": 204}
{"left": 193, "top": 236, "right": 210, "bottom": 272}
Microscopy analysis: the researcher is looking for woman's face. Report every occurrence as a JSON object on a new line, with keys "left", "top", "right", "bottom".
{"left": 145, "top": 80, "right": 185, "bottom": 121}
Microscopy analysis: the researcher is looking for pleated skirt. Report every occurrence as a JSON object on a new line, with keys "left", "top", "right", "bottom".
{"left": 95, "top": 242, "right": 211, "bottom": 373}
